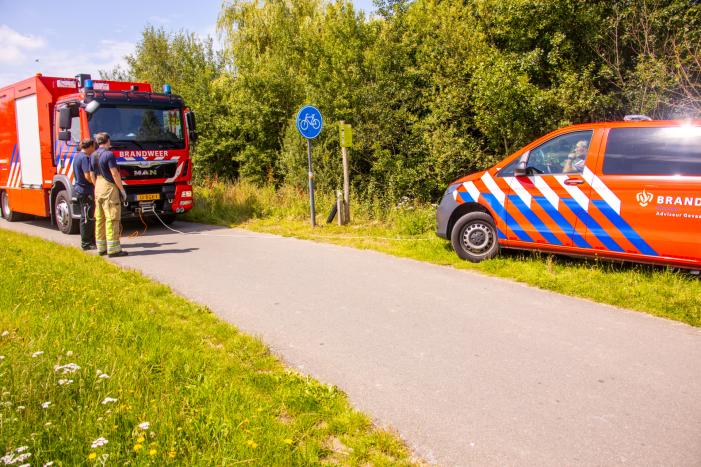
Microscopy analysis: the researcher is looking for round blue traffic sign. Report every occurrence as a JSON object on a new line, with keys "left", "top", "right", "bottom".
{"left": 296, "top": 105, "right": 323, "bottom": 139}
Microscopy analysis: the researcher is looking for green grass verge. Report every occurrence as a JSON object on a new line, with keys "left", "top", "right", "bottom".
{"left": 0, "top": 228, "right": 414, "bottom": 466}
{"left": 185, "top": 181, "right": 701, "bottom": 327}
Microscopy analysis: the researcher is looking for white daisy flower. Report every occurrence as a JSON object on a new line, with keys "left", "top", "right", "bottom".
{"left": 41, "top": 401, "right": 51, "bottom": 409}
{"left": 31, "top": 351, "right": 44, "bottom": 358}
{"left": 1, "top": 330, "right": 8, "bottom": 337}
{"left": 101, "top": 397, "right": 117, "bottom": 405}
{"left": 54, "top": 363, "right": 81, "bottom": 374}
{"left": 137, "top": 421, "right": 150, "bottom": 430}
{"left": 98, "top": 373, "right": 110, "bottom": 379}
{"left": 65, "top": 351, "right": 73, "bottom": 356}
{"left": 91, "top": 437, "right": 109, "bottom": 449}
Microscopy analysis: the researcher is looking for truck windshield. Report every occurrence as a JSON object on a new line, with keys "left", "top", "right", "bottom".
{"left": 87, "top": 105, "right": 185, "bottom": 150}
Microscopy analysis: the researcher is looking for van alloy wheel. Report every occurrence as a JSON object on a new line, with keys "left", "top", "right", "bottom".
{"left": 450, "top": 211, "right": 500, "bottom": 263}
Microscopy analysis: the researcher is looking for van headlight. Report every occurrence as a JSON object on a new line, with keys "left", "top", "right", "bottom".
{"left": 181, "top": 190, "right": 192, "bottom": 198}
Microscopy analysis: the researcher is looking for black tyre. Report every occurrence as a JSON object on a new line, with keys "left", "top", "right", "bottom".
{"left": 1, "top": 190, "right": 20, "bottom": 222}
{"left": 450, "top": 211, "right": 500, "bottom": 263}
{"left": 54, "top": 190, "right": 78, "bottom": 234}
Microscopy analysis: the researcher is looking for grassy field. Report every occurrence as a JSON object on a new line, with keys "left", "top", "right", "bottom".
{"left": 0, "top": 228, "right": 415, "bottom": 466}
{"left": 185, "top": 180, "right": 701, "bottom": 327}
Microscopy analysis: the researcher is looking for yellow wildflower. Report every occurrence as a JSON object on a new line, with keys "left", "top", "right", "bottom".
{"left": 149, "top": 449, "right": 157, "bottom": 456}
{"left": 88, "top": 452, "right": 97, "bottom": 460}
{"left": 133, "top": 444, "right": 143, "bottom": 452}
{"left": 169, "top": 450, "right": 176, "bottom": 459}
{"left": 137, "top": 436, "right": 145, "bottom": 443}
{"left": 283, "top": 438, "right": 293, "bottom": 445}
{"left": 246, "top": 440, "right": 258, "bottom": 449}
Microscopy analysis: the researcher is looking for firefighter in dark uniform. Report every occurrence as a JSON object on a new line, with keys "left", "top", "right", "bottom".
{"left": 72, "top": 138, "right": 97, "bottom": 250}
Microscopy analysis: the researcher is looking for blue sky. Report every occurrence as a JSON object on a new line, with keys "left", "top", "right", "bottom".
{"left": 0, "top": 0, "right": 375, "bottom": 87}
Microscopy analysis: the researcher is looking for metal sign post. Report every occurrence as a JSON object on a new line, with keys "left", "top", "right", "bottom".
{"left": 295, "top": 105, "right": 323, "bottom": 227}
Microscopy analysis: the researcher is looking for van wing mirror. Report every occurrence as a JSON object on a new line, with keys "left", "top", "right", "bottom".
{"left": 514, "top": 151, "right": 529, "bottom": 177}
{"left": 58, "top": 108, "right": 72, "bottom": 130}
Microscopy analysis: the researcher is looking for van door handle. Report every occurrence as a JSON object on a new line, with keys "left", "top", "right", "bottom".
{"left": 564, "top": 178, "right": 584, "bottom": 186}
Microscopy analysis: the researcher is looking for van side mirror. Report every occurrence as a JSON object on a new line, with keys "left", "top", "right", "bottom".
{"left": 58, "top": 130, "right": 71, "bottom": 141}
{"left": 58, "top": 108, "right": 72, "bottom": 130}
{"left": 514, "top": 151, "right": 529, "bottom": 177}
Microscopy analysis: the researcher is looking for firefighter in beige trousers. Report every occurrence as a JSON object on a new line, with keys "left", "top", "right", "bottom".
{"left": 91, "top": 132, "right": 128, "bottom": 258}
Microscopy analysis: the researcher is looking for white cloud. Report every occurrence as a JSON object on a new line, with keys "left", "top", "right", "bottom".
{"left": 0, "top": 24, "right": 45, "bottom": 65}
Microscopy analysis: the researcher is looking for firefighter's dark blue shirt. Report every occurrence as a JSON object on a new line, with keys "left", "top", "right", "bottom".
{"left": 72, "top": 151, "right": 94, "bottom": 196}
{"left": 91, "top": 148, "right": 118, "bottom": 184}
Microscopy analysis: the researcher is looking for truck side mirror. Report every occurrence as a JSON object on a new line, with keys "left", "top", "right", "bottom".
{"left": 58, "top": 130, "right": 71, "bottom": 141}
{"left": 514, "top": 151, "right": 529, "bottom": 177}
{"left": 186, "top": 111, "right": 198, "bottom": 142}
{"left": 58, "top": 108, "right": 72, "bottom": 130}
{"left": 85, "top": 100, "right": 100, "bottom": 114}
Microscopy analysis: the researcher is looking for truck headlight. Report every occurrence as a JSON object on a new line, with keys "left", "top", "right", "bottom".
{"left": 181, "top": 190, "right": 192, "bottom": 198}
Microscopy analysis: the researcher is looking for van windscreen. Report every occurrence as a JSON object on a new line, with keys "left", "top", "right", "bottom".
{"left": 603, "top": 127, "right": 701, "bottom": 176}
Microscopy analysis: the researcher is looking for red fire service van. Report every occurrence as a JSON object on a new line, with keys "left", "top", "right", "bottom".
{"left": 0, "top": 73, "right": 196, "bottom": 234}
{"left": 436, "top": 117, "right": 701, "bottom": 270}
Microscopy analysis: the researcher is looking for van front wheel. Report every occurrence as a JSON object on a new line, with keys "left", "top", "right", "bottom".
{"left": 451, "top": 212, "right": 500, "bottom": 263}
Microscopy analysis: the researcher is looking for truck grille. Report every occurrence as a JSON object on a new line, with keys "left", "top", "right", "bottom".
{"left": 118, "top": 161, "right": 178, "bottom": 180}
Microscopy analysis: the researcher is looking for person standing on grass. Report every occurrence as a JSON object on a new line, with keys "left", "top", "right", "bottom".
{"left": 73, "top": 138, "right": 98, "bottom": 251}
{"left": 91, "top": 132, "right": 128, "bottom": 258}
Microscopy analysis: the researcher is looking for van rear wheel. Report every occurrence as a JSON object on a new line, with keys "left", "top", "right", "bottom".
{"left": 1, "top": 191, "right": 20, "bottom": 222}
{"left": 451, "top": 212, "right": 500, "bottom": 262}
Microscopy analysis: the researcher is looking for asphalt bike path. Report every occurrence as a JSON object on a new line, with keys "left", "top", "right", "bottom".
{"left": 2, "top": 218, "right": 700, "bottom": 466}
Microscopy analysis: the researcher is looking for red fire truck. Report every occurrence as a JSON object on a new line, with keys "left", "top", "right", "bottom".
{"left": 0, "top": 73, "right": 196, "bottom": 233}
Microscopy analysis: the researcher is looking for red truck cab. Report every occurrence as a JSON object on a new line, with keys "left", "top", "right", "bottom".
{"left": 0, "top": 73, "right": 196, "bottom": 233}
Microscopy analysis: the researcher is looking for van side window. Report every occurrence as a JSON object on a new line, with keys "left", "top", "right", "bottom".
{"left": 603, "top": 127, "right": 701, "bottom": 176}
{"left": 526, "top": 131, "right": 593, "bottom": 175}
{"left": 496, "top": 158, "right": 519, "bottom": 177}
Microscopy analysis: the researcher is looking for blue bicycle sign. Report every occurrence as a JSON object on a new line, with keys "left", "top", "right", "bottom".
{"left": 296, "top": 105, "right": 323, "bottom": 139}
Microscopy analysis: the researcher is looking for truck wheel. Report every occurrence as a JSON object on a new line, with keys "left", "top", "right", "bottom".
{"left": 1, "top": 191, "right": 20, "bottom": 222}
{"left": 54, "top": 190, "right": 78, "bottom": 235}
{"left": 451, "top": 211, "right": 500, "bottom": 263}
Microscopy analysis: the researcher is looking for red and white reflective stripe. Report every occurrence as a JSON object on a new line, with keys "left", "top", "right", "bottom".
{"left": 9, "top": 159, "right": 21, "bottom": 188}
{"left": 481, "top": 172, "right": 506, "bottom": 205}
{"left": 504, "top": 176, "right": 532, "bottom": 208}
{"left": 554, "top": 175, "right": 589, "bottom": 211}
{"left": 7, "top": 159, "right": 17, "bottom": 188}
{"left": 164, "top": 163, "right": 183, "bottom": 184}
{"left": 583, "top": 167, "right": 621, "bottom": 214}
{"left": 531, "top": 176, "right": 560, "bottom": 209}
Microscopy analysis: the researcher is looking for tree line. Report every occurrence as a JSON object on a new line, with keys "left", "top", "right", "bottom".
{"left": 103, "top": 0, "right": 701, "bottom": 205}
